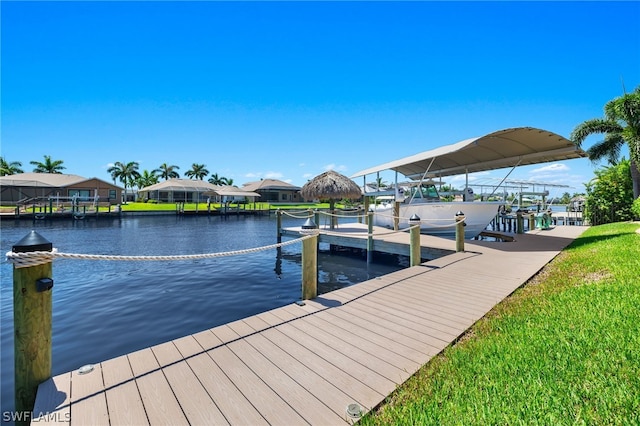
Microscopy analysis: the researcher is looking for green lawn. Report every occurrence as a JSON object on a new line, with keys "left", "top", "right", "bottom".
{"left": 359, "top": 222, "right": 640, "bottom": 425}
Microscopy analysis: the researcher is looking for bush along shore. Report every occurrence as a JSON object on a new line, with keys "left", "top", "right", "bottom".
{"left": 359, "top": 222, "right": 640, "bottom": 425}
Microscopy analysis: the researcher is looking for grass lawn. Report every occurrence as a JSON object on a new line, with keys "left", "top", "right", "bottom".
{"left": 359, "top": 222, "right": 640, "bottom": 425}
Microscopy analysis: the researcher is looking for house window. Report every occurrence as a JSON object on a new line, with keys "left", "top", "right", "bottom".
{"left": 69, "top": 189, "right": 91, "bottom": 200}
{"left": 281, "top": 193, "right": 288, "bottom": 201}
{"left": 109, "top": 190, "right": 116, "bottom": 201}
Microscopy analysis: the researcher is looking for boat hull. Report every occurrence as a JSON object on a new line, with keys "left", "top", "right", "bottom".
{"left": 371, "top": 201, "right": 503, "bottom": 239}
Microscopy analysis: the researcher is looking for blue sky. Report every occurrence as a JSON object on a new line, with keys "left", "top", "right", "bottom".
{"left": 2, "top": 1, "right": 639, "bottom": 194}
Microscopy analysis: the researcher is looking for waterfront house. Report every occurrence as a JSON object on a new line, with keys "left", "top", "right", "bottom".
{"left": 139, "top": 178, "right": 260, "bottom": 204}
{"left": 0, "top": 173, "right": 122, "bottom": 205}
{"left": 242, "top": 179, "right": 302, "bottom": 203}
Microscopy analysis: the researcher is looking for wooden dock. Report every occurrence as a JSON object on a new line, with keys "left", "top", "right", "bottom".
{"left": 32, "top": 225, "right": 588, "bottom": 425}
{"left": 281, "top": 223, "right": 457, "bottom": 260}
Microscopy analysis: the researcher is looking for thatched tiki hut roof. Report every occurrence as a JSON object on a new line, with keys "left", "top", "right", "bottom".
{"left": 301, "top": 170, "right": 362, "bottom": 228}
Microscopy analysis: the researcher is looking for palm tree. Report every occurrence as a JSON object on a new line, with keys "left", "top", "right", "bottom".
{"left": 571, "top": 86, "right": 640, "bottom": 198}
{"left": 0, "top": 157, "right": 24, "bottom": 175}
{"left": 30, "top": 155, "right": 65, "bottom": 173}
{"left": 157, "top": 163, "right": 180, "bottom": 180}
{"left": 221, "top": 177, "right": 234, "bottom": 186}
{"left": 208, "top": 173, "right": 223, "bottom": 185}
{"left": 107, "top": 161, "right": 141, "bottom": 204}
{"left": 136, "top": 169, "right": 159, "bottom": 189}
{"left": 185, "top": 163, "right": 209, "bottom": 180}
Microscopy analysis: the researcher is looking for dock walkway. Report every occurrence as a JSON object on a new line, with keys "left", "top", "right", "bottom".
{"left": 33, "top": 225, "right": 587, "bottom": 425}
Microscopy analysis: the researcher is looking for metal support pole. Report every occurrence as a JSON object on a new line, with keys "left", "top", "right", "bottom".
{"left": 12, "top": 231, "right": 54, "bottom": 425}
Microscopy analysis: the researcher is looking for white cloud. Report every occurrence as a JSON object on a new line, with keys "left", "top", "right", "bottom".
{"left": 530, "top": 163, "right": 570, "bottom": 174}
{"left": 264, "top": 171, "right": 284, "bottom": 179}
{"left": 323, "top": 164, "right": 348, "bottom": 172}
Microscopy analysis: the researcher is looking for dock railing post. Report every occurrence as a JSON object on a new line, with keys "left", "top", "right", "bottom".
{"left": 300, "top": 218, "right": 319, "bottom": 300}
{"left": 455, "top": 211, "right": 465, "bottom": 252}
{"left": 276, "top": 209, "right": 282, "bottom": 243}
{"left": 516, "top": 209, "right": 524, "bottom": 234}
{"left": 367, "top": 211, "right": 374, "bottom": 264}
{"left": 393, "top": 201, "right": 400, "bottom": 231}
{"left": 11, "top": 231, "right": 54, "bottom": 424}
{"left": 409, "top": 214, "right": 421, "bottom": 267}
{"left": 528, "top": 213, "right": 535, "bottom": 231}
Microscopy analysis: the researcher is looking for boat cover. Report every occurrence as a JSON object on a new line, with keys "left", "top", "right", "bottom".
{"left": 351, "top": 127, "right": 587, "bottom": 180}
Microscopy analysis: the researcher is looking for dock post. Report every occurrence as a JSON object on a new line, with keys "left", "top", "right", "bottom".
{"left": 409, "top": 214, "right": 421, "bottom": 267}
{"left": 276, "top": 209, "right": 282, "bottom": 243}
{"left": 367, "top": 211, "right": 374, "bottom": 263}
{"left": 528, "top": 213, "right": 535, "bottom": 231}
{"left": 300, "top": 218, "right": 319, "bottom": 300}
{"left": 455, "top": 211, "right": 465, "bottom": 252}
{"left": 393, "top": 202, "right": 400, "bottom": 231}
{"left": 11, "top": 231, "right": 54, "bottom": 425}
{"left": 516, "top": 210, "right": 524, "bottom": 234}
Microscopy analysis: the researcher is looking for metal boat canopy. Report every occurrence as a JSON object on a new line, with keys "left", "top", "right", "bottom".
{"left": 351, "top": 127, "right": 587, "bottom": 180}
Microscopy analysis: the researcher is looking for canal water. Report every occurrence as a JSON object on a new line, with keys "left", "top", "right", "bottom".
{"left": 0, "top": 214, "right": 406, "bottom": 415}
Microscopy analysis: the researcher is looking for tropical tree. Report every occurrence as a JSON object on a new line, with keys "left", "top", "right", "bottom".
{"left": 157, "top": 163, "right": 180, "bottom": 180}
{"left": 30, "top": 155, "right": 65, "bottom": 173}
{"left": 584, "top": 159, "right": 634, "bottom": 225}
{"left": 0, "top": 157, "right": 24, "bottom": 175}
{"left": 571, "top": 86, "right": 640, "bottom": 199}
{"left": 107, "top": 161, "right": 141, "bottom": 204}
{"left": 221, "top": 177, "right": 234, "bottom": 186}
{"left": 208, "top": 173, "right": 223, "bottom": 185}
{"left": 185, "top": 163, "right": 209, "bottom": 180}
{"left": 136, "top": 169, "right": 159, "bottom": 189}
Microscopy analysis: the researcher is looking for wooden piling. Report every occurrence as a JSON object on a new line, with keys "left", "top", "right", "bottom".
{"left": 393, "top": 202, "right": 400, "bottom": 231}
{"left": 455, "top": 215, "right": 465, "bottom": 252}
{"left": 301, "top": 234, "right": 318, "bottom": 300}
{"left": 276, "top": 209, "right": 282, "bottom": 243}
{"left": 12, "top": 231, "right": 54, "bottom": 425}
{"left": 367, "top": 211, "right": 374, "bottom": 264}
{"left": 516, "top": 210, "right": 524, "bottom": 234}
{"left": 410, "top": 225, "right": 421, "bottom": 266}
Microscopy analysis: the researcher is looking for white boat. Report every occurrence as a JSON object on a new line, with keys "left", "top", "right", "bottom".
{"left": 370, "top": 184, "right": 503, "bottom": 238}
{"left": 352, "top": 127, "right": 587, "bottom": 239}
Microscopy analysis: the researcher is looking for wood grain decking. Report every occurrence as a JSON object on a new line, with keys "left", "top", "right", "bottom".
{"left": 32, "top": 225, "right": 588, "bottom": 425}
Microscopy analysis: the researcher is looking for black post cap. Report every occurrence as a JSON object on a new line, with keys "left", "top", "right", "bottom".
{"left": 12, "top": 230, "right": 53, "bottom": 253}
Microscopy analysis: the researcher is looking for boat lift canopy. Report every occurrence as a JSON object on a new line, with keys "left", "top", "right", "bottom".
{"left": 351, "top": 127, "right": 587, "bottom": 180}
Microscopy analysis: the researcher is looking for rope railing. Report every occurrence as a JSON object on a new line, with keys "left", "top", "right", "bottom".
{"left": 371, "top": 211, "right": 461, "bottom": 229}
{"left": 6, "top": 235, "right": 313, "bottom": 269}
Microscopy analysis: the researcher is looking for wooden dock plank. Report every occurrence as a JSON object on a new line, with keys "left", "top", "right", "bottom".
{"left": 226, "top": 338, "right": 344, "bottom": 425}
{"left": 188, "top": 331, "right": 269, "bottom": 426}
{"left": 32, "top": 373, "right": 70, "bottom": 424}
{"left": 101, "top": 355, "right": 147, "bottom": 426}
{"left": 151, "top": 342, "right": 229, "bottom": 425}
{"left": 271, "top": 320, "right": 397, "bottom": 396}
{"left": 68, "top": 363, "right": 108, "bottom": 426}
{"left": 257, "top": 327, "right": 383, "bottom": 410}
{"left": 205, "top": 343, "right": 309, "bottom": 425}
{"left": 127, "top": 348, "right": 189, "bottom": 426}
{"left": 242, "top": 330, "right": 356, "bottom": 420}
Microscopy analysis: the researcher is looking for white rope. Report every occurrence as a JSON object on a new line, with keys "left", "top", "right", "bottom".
{"left": 371, "top": 211, "right": 462, "bottom": 229}
{"left": 6, "top": 236, "right": 313, "bottom": 269}
{"left": 280, "top": 210, "right": 313, "bottom": 219}
{"left": 318, "top": 210, "right": 366, "bottom": 219}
